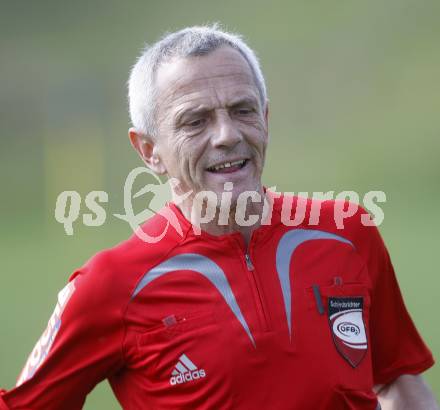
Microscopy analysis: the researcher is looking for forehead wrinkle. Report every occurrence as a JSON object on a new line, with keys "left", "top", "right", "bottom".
{"left": 167, "top": 78, "right": 259, "bottom": 109}
{"left": 164, "top": 71, "right": 255, "bottom": 101}
{"left": 157, "top": 57, "right": 252, "bottom": 94}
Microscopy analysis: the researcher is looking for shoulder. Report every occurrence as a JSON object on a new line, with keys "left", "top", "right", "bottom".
{"left": 306, "top": 197, "right": 391, "bottom": 285}
{"left": 273, "top": 192, "right": 387, "bottom": 260}
{"left": 69, "top": 207, "right": 189, "bottom": 307}
{"left": 274, "top": 193, "right": 392, "bottom": 292}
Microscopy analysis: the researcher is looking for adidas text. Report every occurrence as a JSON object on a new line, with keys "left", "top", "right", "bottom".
{"left": 170, "top": 369, "right": 206, "bottom": 385}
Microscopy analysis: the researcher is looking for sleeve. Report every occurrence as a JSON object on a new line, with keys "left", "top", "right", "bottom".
{"left": 361, "top": 218, "right": 435, "bottom": 386}
{"left": 0, "top": 251, "right": 126, "bottom": 410}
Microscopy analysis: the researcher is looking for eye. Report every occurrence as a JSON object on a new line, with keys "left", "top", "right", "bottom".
{"left": 187, "top": 118, "right": 206, "bottom": 128}
{"left": 235, "top": 107, "right": 254, "bottom": 116}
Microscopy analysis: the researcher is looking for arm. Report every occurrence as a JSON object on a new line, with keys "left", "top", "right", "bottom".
{"left": 0, "top": 252, "right": 125, "bottom": 409}
{"left": 347, "top": 207, "right": 436, "bottom": 407}
{"left": 374, "top": 374, "right": 439, "bottom": 410}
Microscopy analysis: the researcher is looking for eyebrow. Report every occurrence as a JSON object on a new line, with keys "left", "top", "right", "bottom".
{"left": 174, "top": 106, "right": 211, "bottom": 125}
{"left": 226, "top": 96, "right": 259, "bottom": 109}
{"left": 174, "top": 95, "right": 260, "bottom": 125}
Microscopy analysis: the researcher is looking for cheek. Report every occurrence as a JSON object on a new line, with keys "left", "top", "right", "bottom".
{"left": 242, "top": 121, "right": 267, "bottom": 155}
{"left": 159, "top": 138, "right": 187, "bottom": 178}
{"left": 172, "top": 137, "right": 204, "bottom": 180}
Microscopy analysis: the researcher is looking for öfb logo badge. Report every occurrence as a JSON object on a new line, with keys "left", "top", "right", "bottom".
{"left": 328, "top": 296, "right": 368, "bottom": 367}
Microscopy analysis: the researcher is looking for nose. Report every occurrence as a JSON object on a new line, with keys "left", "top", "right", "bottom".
{"left": 211, "top": 111, "right": 243, "bottom": 149}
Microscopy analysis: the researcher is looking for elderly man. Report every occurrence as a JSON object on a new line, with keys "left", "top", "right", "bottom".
{"left": 1, "top": 26, "right": 437, "bottom": 410}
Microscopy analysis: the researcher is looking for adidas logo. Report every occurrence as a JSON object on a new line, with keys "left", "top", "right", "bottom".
{"left": 169, "top": 354, "right": 206, "bottom": 385}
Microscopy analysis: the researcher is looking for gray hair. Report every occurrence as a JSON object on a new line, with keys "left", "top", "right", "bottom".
{"left": 128, "top": 24, "right": 267, "bottom": 137}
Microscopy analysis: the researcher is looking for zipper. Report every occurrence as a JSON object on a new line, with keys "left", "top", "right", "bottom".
{"left": 244, "top": 252, "right": 270, "bottom": 332}
{"left": 245, "top": 253, "right": 254, "bottom": 270}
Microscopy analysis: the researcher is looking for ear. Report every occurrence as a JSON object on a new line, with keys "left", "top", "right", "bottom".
{"left": 128, "top": 127, "right": 167, "bottom": 174}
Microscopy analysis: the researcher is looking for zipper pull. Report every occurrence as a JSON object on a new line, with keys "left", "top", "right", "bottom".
{"left": 245, "top": 253, "right": 254, "bottom": 270}
{"left": 162, "top": 314, "right": 178, "bottom": 327}
{"left": 312, "top": 284, "right": 325, "bottom": 315}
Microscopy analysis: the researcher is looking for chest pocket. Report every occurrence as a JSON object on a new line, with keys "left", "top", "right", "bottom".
{"left": 304, "top": 282, "right": 374, "bottom": 391}
{"left": 135, "top": 309, "right": 223, "bottom": 379}
{"left": 137, "top": 310, "right": 217, "bottom": 344}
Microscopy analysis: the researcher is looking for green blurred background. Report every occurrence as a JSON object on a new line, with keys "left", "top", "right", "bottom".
{"left": 1, "top": 0, "right": 439, "bottom": 407}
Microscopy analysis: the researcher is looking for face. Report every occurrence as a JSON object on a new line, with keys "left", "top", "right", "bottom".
{"left": 132, "top": 46, "right": 269, "bottom": 205}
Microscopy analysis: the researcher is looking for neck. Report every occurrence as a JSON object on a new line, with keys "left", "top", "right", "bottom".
{"left": 172, "top": 187, "right": 270, "bottom": 246}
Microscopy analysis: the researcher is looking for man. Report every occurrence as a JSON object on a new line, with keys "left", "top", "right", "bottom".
{"left": 0, "top": 25, "right": 437, "bottom": 409}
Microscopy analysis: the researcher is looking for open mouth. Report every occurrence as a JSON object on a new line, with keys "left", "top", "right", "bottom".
{"left": 206, "top": 159, "right": 248, "bottom": 173}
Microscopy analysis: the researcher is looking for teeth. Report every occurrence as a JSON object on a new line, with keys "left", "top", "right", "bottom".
{"left": 211, "top": 159, "right": 245, "bottom": 171}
